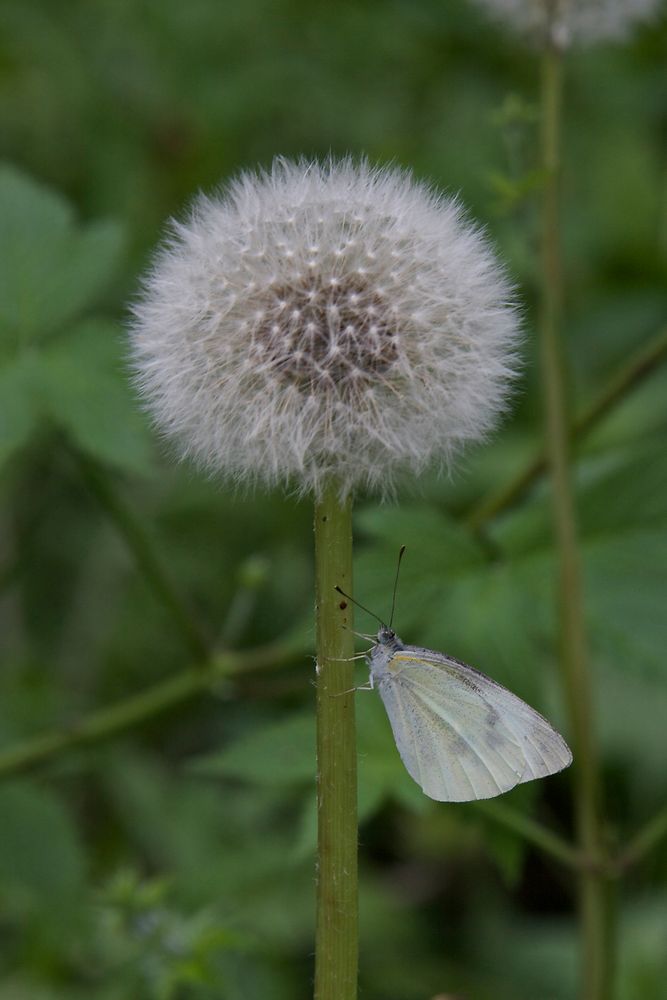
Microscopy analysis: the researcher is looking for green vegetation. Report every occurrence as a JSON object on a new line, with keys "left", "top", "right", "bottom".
{"left": 1, "top": 1, "right": 666, "bottom": 997}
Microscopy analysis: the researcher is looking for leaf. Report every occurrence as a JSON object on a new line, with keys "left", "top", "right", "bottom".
{"left": 40, "top": 317, "right": 154, "bottom": 474}
{"left": 361, "top": 432, "right": 667, "bottom": 693}
{"left": 355, "top": 504, "right": 551, "bottom": 699}
{"left": 357, "top": 504, "right": 485, "bottom": 573}
{"left": 354, "top": 504, "right": 488, "bottom": 643}
{"left": 192, "top": 691, "right": 428, "bottom": 867}
{"left": 586, "top": 529, "right": 667, "bottom": 676}
{"left": 0, "top": 353, "right": 41, "bottom": 466}
{"left": 0, "top": 318, "right": 154, "bottom": 475}
{"left": 0, "top": 165, "right": 125, "bottom": 349}
{"left": 188, "top": 711, "right": 316, "bottom": 787}
{"left": 578, "top": 437, "right": 667, "bottom": 538}
{"left": 192, "top": 693, "right": 427, "bottom": 817}
{"left": 0, "top": 169, "right": 144, "bottom": 474}
{"left": 491, "top": 436, "right": 667, "bottom": 681}
{"left": 0, "top": 781, "right": 86, "bottom": 905}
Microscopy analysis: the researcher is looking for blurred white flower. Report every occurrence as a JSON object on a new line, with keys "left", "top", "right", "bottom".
{"left": 130, "top": 159, "right": 519, "bottom": 498}
{"left": 472, "top": 0, "right": 661, "bottom": 46}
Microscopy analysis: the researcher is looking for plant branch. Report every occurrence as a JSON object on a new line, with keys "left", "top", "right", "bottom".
{"left": 314, "top": 484, "right": 358, "bottom": 1000}
{"left": 73, "top": 450, "right": 210, "bottom": 661}
{"left": 0, "top": 640, "right": 298, "bottom": 780}
{"left": 474, "top": 799, "right": 581, "bottom": 870}
{"left": 615, "top": 805, "right": 667, "bottom": 873}
{"left": 466, "top": 323, "right": 667, "bottom": 531}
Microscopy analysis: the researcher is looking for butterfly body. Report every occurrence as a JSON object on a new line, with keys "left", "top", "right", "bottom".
{"left": 368, "top": 627, "right": 572, "bottom": 803}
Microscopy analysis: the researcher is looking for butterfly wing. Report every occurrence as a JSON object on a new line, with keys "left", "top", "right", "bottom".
{"left": 375, "top": 647, "right": 572, "bottom": 802}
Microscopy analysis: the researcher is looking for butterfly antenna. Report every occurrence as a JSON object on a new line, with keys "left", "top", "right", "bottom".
{"left": 334, "top": 586, "right": 385, "bottom": 627}
{"left": 389, "top": 545, "right": 406, "bottom": 628}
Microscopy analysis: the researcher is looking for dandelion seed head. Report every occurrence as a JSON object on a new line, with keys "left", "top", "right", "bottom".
{"left": 472, "top": 0, "right": 661, "bottom": 46}
{"left": 130, "top": 158, "right": 520, "bottom": 498}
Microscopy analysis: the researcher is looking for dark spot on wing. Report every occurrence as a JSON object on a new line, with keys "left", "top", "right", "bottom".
{"left": 456, "top": 673, "right": 480, "bottom": 694}
{"left": 486, "top": 728, "right": 505, "bottom": 750}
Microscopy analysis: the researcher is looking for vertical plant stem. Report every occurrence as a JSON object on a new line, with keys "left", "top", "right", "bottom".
{"left": 540, "top": 43, "right": 614, "bottom": 1000}
{"left": 314, "top": 483, "right": 357, "bottom": 1000}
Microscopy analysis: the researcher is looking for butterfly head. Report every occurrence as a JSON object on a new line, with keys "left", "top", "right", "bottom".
{"left": 376, "top": 625, "right": 402, "bottom": 650}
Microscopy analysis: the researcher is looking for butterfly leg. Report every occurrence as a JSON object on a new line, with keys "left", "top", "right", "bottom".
{"left": 327, "top": 652, "right": 371, "bottom": 662}
{"left": 342, "top": 625, "right": 376, "bottom": 641}
{"left": 332, "top": 681, "right": 374, "bottom": 696}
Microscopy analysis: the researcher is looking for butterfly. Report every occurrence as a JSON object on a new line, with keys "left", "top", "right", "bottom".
{"left": 336, "top": 549, "right": 572, "bottom": 803}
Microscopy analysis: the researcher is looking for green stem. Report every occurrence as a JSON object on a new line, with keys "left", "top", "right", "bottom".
{"left": 540, "top": 44, "right": 613, "bottom": 1000}
{"left": 0, "top": 641, "right": 296, "bottom": 779}
{"left": 73, "top": 450, "right": 209, "bottom": 661}
{"left": 314, "top": 484, "right": 357, "bottom": 1000}
{"left": 574, "top": 325, "right": 667, "bottom": 439}
{"left": 616, "top": 804, "right": 667, "bottom": 873}
{"left": 474, "top": 799, "right": 582, "bottom": 871}
{"left": 466, "top": 323, "right": 667, "bottom": 532}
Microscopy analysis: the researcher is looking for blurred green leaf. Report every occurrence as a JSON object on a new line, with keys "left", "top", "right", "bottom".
{"left": 0, "top": 782, "right": 86, "bottom": 905}
{"left": 191, "top": 692, "right": 429, "bottom": 868}
{"left": 96, "top": 869, "right": 241, "bottom": 1000}
{"left": 491, "top": 436, "right": 667, "bottom": 680}
{"left": 0, "top": 318, "right": 153, "bottom": 474}
{"left": 40, "top": 318, "right": 154, "bottom": 473}
{"left": 189, "top": 711, "right": 315, "bottom": 787}
{"left": 0, "top": 168, "right": 148, "bottom": 475}
{"left": 0, "top": 165, "right": 124, "bottom": 349}
{"left": 0, "top": 354, "right": 41, "bottom": 465}
{"left": 355, "top": 504, "right": 554, "bottom": 700}
{"left": 0, "top": 2, "right": 665, "bottom": 996}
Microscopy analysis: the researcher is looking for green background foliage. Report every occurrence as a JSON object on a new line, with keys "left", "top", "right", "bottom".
{"left": 1, "top": 0, "right": 666, "bottom": 996}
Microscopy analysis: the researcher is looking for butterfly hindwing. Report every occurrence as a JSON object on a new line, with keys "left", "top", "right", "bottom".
{"left": 375, "top": 647, "right": 571, "bottom": 802}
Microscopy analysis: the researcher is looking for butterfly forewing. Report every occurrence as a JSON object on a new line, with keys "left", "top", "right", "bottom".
{"left": 375, "top": 647, "right": 572, "bottom": 803}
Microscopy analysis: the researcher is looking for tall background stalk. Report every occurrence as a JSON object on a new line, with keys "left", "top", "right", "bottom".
{"left": 314, "top": 484, "right": 357, "bottom": 1000}
{"left": 539, "top": 39, "right": 614, "bottom": 1000}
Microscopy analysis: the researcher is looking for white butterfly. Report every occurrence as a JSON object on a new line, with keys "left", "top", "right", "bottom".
{"left": 367, "top": 624, "right": 572, "bottom": 802}
{"left": 337, "top": 549, "right": 572, "bottom": 802}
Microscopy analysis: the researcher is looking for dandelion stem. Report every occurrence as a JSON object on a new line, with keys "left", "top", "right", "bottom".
{"left": 540, "top": 42, "right": 614, "bottom": 1000}
{"left": 314, "top": 483, "right": 357, "bottom": 1000}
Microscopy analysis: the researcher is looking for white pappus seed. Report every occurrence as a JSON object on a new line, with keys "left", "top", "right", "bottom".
{"left": 129, "top": 157, "right": 521, "bottom": 498}
{"left": 471, "top": 0, "right": 661, "bottom": 47}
